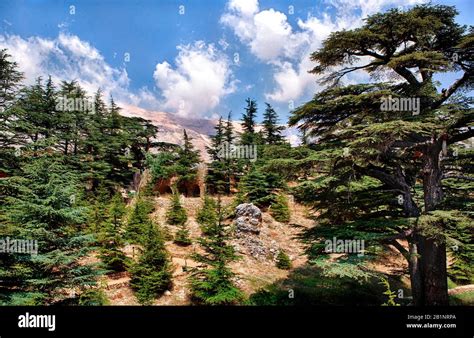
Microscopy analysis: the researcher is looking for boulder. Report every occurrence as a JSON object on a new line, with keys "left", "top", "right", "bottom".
{"left": 234, "top": 203, "right": 262, "bottom": 235}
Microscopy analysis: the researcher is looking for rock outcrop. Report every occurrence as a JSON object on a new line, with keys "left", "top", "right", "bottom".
{"left": 235, "top": 203, "right": 262, "bottom": 235}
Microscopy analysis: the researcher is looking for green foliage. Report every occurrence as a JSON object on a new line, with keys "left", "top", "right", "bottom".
{"left": 241, "top": 98, "right": 258, "bottom": 145}
{"left": 380, "top": 278, "right": 400, "bottom": 306}
{"left": 206, "top": 113, "right": 239, "bottom": 194}
{"left": 130, "top": 222, "right": 172, "bottom": 305}
{"left": 248, "top": 266, "right": 392, "bottom": 306}
{"left": 125, "top": 197, "right": 155, "bottom": 244}
{"left": 262, "top": 103, "right": 285, "bottom": 144}
{"left": 166, "top": 191, "right": 187, "bottom": 225}
{"left": 146, "top": 151, "right": 179, "bottom": 181}
{"left": 240, "top": 168, "right": 285, "bottom": 208}
{"left": 176, "top": 129, "right": 201, "bottom": 185}
{"left": 79, "top": 287, "right": 109, "bottom": 306}
{"left": 276, "top": 250, "right": 292, "bottom": 270}
{"left": 418, "top": 210, "right": 474, "bottom": 284}
{"left": 166, "top": 189, "right": 191, "bottom": 246}
{"left": 146, "top": 129, "right": 201, "bottom": 195}
{"left": 174, "top": 226, "right": 192, "bottom": 246}
{"left": 98, "top": 194, "right": 129, "bottom": 272}
{"left": 270, "top": 194, "right": 290, "bottom": 223}
{"left": 0, "top": 155, "right": 101, "bottom": 304}
{"left": 189, "top": 198, "right": 244, "bottom": 305}
{"left": 0, "top": 47, "right": 164, "bottom": 305}
{"left": 288, "top": 4, "right": 473, "bottom": 305}
{"left": 449, "top": 291, "right": 474, "bottom": 306}
{"left": 196, "top": 195, "right": 218, "bottom": 234}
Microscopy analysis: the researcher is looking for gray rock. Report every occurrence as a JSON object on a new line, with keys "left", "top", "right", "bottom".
{"left": 235, "top": 203, "right": 262, "bottom": 235}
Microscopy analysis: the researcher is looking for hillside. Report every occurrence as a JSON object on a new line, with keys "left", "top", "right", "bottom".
{"left": 103, "top": 195, "right": 314, "bottom": 305}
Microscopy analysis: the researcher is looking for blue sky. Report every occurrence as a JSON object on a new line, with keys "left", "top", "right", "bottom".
{"left": 0, "top": 0, "right": 472, "bottom": 123}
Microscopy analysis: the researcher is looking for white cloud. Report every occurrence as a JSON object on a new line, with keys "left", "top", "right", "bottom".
{"left": 0, "top": 33, "right": 236, "bottom": 118}
{"left": 327, "top": 0, "right": 426, "bottom": 18}
{"left": 221, "top": 0, "right": 426, "bottom": 103}
{"left": 0, "top": 32, "right": 138, "bottom": 105}
{"left": 153, "top": 41, "right": 236, "bottom": 117}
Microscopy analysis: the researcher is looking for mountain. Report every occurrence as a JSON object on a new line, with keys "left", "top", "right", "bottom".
{"left": 120, "top": 104, "right": 215, "bottom": 161}
{"left": 120, "top": 104, "right": 301, "bottom": 162}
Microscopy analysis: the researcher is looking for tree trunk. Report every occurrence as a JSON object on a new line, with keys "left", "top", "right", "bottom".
{"left": 416, "top": 141, "right": 448, "bottom": 305}
{"left": 408, "top": 235, "right": 423, "bottom": 306}
{"left": 417, "top": 235, "right": 449, "bottom": 305}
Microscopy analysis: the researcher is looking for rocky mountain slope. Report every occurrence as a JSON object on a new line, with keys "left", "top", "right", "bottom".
{"left": 120, "top": 104, "right": 300, "bottom": 162}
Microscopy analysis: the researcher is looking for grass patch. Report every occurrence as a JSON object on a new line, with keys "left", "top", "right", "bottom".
{"left": 449, "top": 291, "right": 474, "bottom": 306}
{"left": 248, "top": 265, "right": 410, "bottom": 306}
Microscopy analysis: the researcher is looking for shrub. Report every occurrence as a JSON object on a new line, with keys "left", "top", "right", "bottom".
{"left": 276, "top": 250, "right": 292, "bottom": 270}
{"left": 270, "top": 194, "right": 290, "bottom": 223}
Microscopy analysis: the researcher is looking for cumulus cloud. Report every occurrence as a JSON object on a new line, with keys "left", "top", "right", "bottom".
{"left": 153, "top": 41, "right": 236, "bottom": 117}
{"left": 221, "top": 0, "right": 427, "bottom": 103}
{"left": 0, "top": 32, "right": 145, "bottom": 105}
{"left": 0, "top": 33, "right": 236, "bottom": 118}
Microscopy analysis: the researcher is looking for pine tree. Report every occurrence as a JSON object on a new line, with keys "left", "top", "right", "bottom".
{"left": 196, "top": 195, "right": 218, "bottom": 235}
{"left": 166, "top": 190, "right": 191, "bottom": 246}
{"left": 207, "top": 116, "right": 225, "bottom": 161}
{"left": 241, "top": 98, "right": 258, "bottom": 145}
{"left": 130, "top": 222, "right": 172, "bottom": 305}
{"left": 276, "top": 250, "right": 292, "bottom": 270}
{"left": 224, "top": 111, "right": 235, "bottom": 147}
{"left": 288, "top": 4, "right": 473, "bottom": 305}
{"left": 0, "top": 49, "right": 23, "bottom": 111}
{"left": 176, "top": 129, "right": 201, "bottom": 195}
{"left": 240, "top": 167, "right": 285, "bottom": 208}
{"left": 166, "top": 190, "right": 188, "bottom": 225}
{"left": 98, "top": 193, "right": 129, "bottom": 272}
{"left": 56, "top": 80, "right": 87, "bottom": 156}
{"left": 0, "top": 49, "right": 23, "bottom": 175}
{"left": 125, "top": 196, "right": 155, "bottom": 244}
{"left": 189, "top": 197, "right": 243, "bottom": 305}
{"left": 0, "top": 155, "right": 100, "bottom": 305}
{"left": 262, "top": 103, "right": 285, "bottom": 144}
{"left": 270, "top": 194, "right": 290, "bottom": 223}
{"left": 206, "top": 116, "right": 233, "bottom": 194}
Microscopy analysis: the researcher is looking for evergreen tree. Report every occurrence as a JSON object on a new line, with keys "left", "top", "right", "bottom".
{"left": 241, "top": 98, "right": 258, "bottom": 145}
{"left": 166, "top": 190, "right": 191, "bottom": 245}
{"left": 288, "top": 4, "right": 473, "bottom": 305}
{"left": 174, "top": 225, "right": 192, "bottom": 246}
{"left": 196, "top": 195, "right": 218, "bottom": 235}
{"left": 0, "top": 49, "right": 23, "bottom": 111}
{"left": 0, "top": 49, "right": 23, "bottom": 175}
{"left": 166, "top": 190, "right": 188, "bottom": 225}
{"left": 262, "top": 103, "right": 285, "bottom": 144}
{"left": 207, "top": 116, "right": 225, "bottom": 161}
{"left": 130, "top": 222, "right": 172, "bottom": 305}
{"left": 125, "top": 196, "right": 155, "bottom": 244}
{"left": 0, "top": 155, "right": 100, "bottom": 305}
{"left": 240, "top": 167, "right": 285, "bottom": 208}
{"left": 98, "top": 193, "right": 129, "bottom": 272}
{"left": 175, "top": 129, "right": 201, "bottom": 194}
{"left": 270, "top": 194, "right": 291, "bottom": 223}
{"left": 206, "top": 116, "right": 231, "bottom": 194}
{"left": 189, "top": 197, "right": 243, "bottom": 305}
{"left": 276, "top": 250, "right": 292, "bottom": 270}
{"left": 224, "top": 111, "right": 235, "bottom": 147}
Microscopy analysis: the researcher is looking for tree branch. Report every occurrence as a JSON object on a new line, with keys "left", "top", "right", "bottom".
{"left": 432, "top": 71, "right": 472, "bottom": 109}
